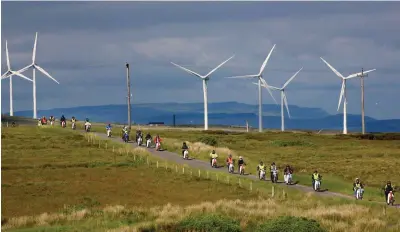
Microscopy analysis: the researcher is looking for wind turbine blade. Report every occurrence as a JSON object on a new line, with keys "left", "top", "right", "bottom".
{"left": 337, "top": 80, "right": 345, "bottom": 111}
{"left": 283, "top": 92, "right": 291, "bottom": 118}
{"left": 171, "top": 62, "right": 202, "bottom": 79}
{"left": 320, "top": 57, "right": 345, "bottom": 79}
{"left": 33, "top": 32, "right": 38, "bottom": 63}
{"left": 2, "top": 71, "right": 11, "bottom": 79}
{"left": 259, "top": 44, "right": 276, "bottom": 76}
{"left": 260, "top": 78, "right": 278, "bottom": 104}
{"left": 15, "top": 64, "right": 32, "bottom": 74}
{"left": 253, "top": 82, "right": 280, "bottom": 90}
{"left": 6, "top": 40, "right": 10, "bottom": 69}
{"left": 204, "top": 55, "right": 235, "bottom": 78}
{"left": 35, "top": 65, "right": 59, "bottom": 84}
{"left": 11, "top": 70, "right": 33, "bottom": 82}
{"left": 225, "top": 74, "right": 259, "bottom": 79}
{"left": 346, "top": 69, "right": 377, "bottom": 79}
{"left": 282, "top": 67, "right": 303, "bottom": 89}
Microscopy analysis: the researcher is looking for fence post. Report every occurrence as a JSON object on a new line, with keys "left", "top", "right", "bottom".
{"left": 182, "top": 167, "right": 185, "bottom": 174}
{"left": 134, "top": 153, "right": 136, "bottom": 161}
{"left": 239, "top": 178, "right": 241, "bottom": 188}
{"left": 175, "top": 165, "right": 178, "bottom": 173}
{"left": 147, "top": 156, "right": 149, "bottom": 166}
{"left": 216, "top": 174, "right": 219, "bottom": 182}
{"left": 271, "top": 186, "right": 275, "bottom": 198}
{"left": 165, "top": 161, "right": 167, "bottom": 170}
{"left": 156, "top": 161, "right": 159, "bottom": 168}
{"left": 282, "top": 189, "right": 286, "bottom": 199}
{"left": 227, "top": 176, "right": 230, "bottom": 185}
{"left": 113, "top": 146, "right": 115, "bottom": 153}
{"left": 88, "top": 136, "right": 90, "bottom": 143}
{"left": 105, "top": 142, "right": 108, "bottom": 150}
{"left": 198, "top": 170, "right": 201, "bottom": 178}
{"left": 250, "top": 181, "right": 253, "bottom": 192}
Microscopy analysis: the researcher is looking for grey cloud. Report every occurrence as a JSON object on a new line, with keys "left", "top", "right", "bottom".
{"left": 2, "top": 2, "right": 400, "bottom": 119}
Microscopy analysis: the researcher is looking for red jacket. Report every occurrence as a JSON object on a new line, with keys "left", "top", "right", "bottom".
{"left": 154, "top": 137, "right": 162, "bottom": 143}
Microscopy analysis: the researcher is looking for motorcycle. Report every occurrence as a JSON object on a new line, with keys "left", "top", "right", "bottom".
{"left": 228, "top": 162, "right": 234, "bottom": 173}
{"left": 284, "top": 173, "right": 293, "bottom": 185}
{"left": 183, "top": 150, "right": 189, "bottom": 159}
{"left": 122, "top": 132, "right": 129, "bottom": 143}
{"left": 314, "top": 179, "right": 321, "bottom": 191}
{"left": 85, "top": 124, "right": 91, "bottom": 132}
{"left": 387, "top": 191, "right": 395, "bottom": 205}
{"left": 355, "top": 187, "right": 364, "bottom": 200}
{"left": 137, "top": 137, "right": 143, "bottom": 146}
{"left": 271, "top": 170, "right": 278, "bottom": 183}
{"left": 72, "top": 122, "right": 76, "bottom": 130}
{"left": 259, "top": 169, "right": 266, "bottom": 180}
{"left": 61, "top": 121, "right": 66, "bottom": 128}
{"left": 155, "top": 142, "right": 161, "bottom": 150}
{"left": 50, "top": 120, "right": 54, "bottom": 126}
{"left": 239, "top": 165, "right": 245, "bottom": 175}
{"left": 107, "top": 129, "right": 112, "bottom": 137}
{"left": 146, "top": 139, "right": 151, "bottom": 148}
{"left": 211, "top": 158, "right": 217, "bottom": 168}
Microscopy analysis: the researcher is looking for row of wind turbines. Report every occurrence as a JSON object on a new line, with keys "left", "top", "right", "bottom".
{"left": 1, "top": 32, "right": 59, "bottom": 119}
{"left": 1, "top": 34, "right": 375, "bottom": 135}
{"left": 171, "top": 44, "right": 376, "bottom": 134}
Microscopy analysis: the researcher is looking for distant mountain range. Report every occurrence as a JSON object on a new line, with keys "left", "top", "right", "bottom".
{"left": 10, "top": 101, "right": 400, "bottom": 132}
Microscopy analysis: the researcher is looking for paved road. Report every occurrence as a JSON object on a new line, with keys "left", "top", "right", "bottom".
{"left": 93, "top": 131, "right": 354, "bottom": 200}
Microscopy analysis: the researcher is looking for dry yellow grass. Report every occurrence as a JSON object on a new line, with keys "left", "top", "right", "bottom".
{"left": 3, "top": 196, "right": 399, "bottom": 232}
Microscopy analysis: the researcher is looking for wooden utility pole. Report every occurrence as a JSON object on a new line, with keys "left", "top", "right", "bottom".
{"left": 357, "top": 68, "right": 368, "bottom": 134}
{"left": 126, "top": 63, "right": 132, "bottom": 131}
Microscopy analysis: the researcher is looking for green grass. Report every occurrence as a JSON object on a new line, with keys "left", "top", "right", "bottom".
{"left": 85, "top": 124, "right": 400, "bottom": 202}
{"left": 2, "top": 124, "right": 400, "bottom": 232}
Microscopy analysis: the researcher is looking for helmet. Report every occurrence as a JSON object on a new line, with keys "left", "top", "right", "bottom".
{"left": 272, "top": 162, "right": 275, "bottom": 165}
{"left": 212, "top": 150, "right": 215, "bottom": 153}
{"left": 314, "top": 170, "right": 318, "bottom": 173}
{"left": 229, "top": 154, "right": 232, "bottom": 157}
{"left": 387, "top": 181, "right": 391, "bottom": 184}
{"left": 260, "top": 161, "right": 263, "bottom": 164}
{"left": 239, "top": 156, "right": 242, "bottom": 159}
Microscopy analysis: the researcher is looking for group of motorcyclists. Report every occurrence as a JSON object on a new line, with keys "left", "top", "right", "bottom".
{"left": 38, "top": 115, "right": 396, "bottom": 205}
{"left": 118, "top": 126, "right": 162, "bottom": 150}
{"left": 37, "top": 115, "right": 91, "bottom": 131}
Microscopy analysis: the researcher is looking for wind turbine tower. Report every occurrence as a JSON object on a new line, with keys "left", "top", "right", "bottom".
{"left": 225, "top": 44, "right": 277, "bottom": 132}
{"left": 1, "top": 40, "right": 33, "bottom": 116}
{"left": 320, "top": 57, "right": 376, "bottom": 134}
{"left": 255, "top": 68, "right": 302, "bottom": 131}
{"left": 16, "top": 32, "right": 59, "bottom": 119}
{"left": 171, "top": 55, "right": 235, "bottom": 130}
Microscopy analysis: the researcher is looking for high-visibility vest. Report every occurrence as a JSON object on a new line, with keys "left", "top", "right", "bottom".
{"left": 258, "top": 165, "right": 265, "bottom": 170}
{"left": 227, "top": 157, "right": 233, "bottom": 163}
{"left": 313, "top": 173, "right": 320, "bottom": 180}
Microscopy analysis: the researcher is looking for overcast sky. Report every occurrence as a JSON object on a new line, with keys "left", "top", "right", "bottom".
{"left": 1, "top": 1, "right": 400, "bottom": 119}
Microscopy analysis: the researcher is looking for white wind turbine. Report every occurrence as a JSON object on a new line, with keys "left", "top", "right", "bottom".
{"left": 171, "top": 55, "right": 235, "bottom": 130}
{"left": 16, "top": 32, "right": 59, "bottom": 119}
{"left": 320, "top": 57, "right": 376, "bottom": 134}
{"left": 254, "top": 67, "right": 302, "bottom": 131}
{"left": 1, "top": 40, "right": 33, "bottom": 116}
{"left": 225, "top": 44, "right": 277, "bottom": 132}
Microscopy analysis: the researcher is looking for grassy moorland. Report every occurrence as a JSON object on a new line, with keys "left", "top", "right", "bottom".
{"left": 2, "top": 124, "right": 400, "bottom": 232}
{"left": 86, "top": 123, "right": 400, "bottom": 201}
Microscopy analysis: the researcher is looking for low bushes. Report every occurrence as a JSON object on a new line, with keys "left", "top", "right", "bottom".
{"left": 198, "top": 136, "right": 218, "bottom": 146}
{"left": 176, "top": 214, "right": 241, "bottom": 232}
{"left": 255, "top": 216, "right": 326, "bottom": 232}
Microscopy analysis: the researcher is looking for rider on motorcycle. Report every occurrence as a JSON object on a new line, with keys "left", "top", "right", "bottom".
{"left": 154, "top": 134, "right": 162, "bottom": 150}
{"left": 257, "top": 161, "right": 266, "bottom": 178}
{"left": 226, "top": 154, "right": 233, "bottom": 171}
{"left": 182, "top": 142, "right": 189, "bottom": 155}
{"left": 106, "top": 123, "right": 112, "bottom": 130}
{"left": 209, "top": 150, "right": 218, "bottom": 167}
{"left": 312, "top": 170, "right": 322, "bottom": 189}
{"left": 353, "top": 178, "right": 364, "bottom": 196}
{"left": 270, "top": 162, "right": 278, "bottom": 181}
{"left": 60, "top": 115, "right": 66, "bottom": 125}
{"left": 383, "top": 181, "right": 394, "bottom": 203}
{"left": 145, "top": 133, "right": 152, "bottom": 141}
{"left": 71, "top": 116, "right": 76, "bottom": 123}
{"left": 237, "top": 156, "right": 246, "bottom": 174}
{"left": 84, "top": 118, "right": 91, "bottom": 131}
{"left": 284, "top": 165, "right": 293, "bottom": 184}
